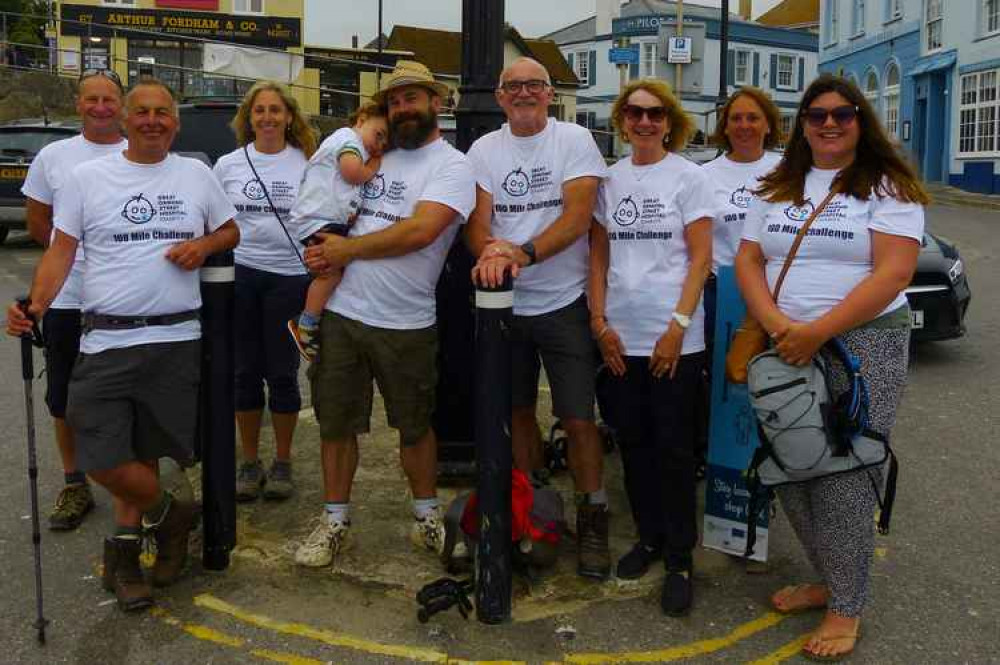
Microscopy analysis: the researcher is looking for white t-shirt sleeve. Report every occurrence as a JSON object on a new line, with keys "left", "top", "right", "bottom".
{"left": 465, "top": 138, "right": 492, "bottom": 194}
{"left": 418, "top": 154, "right": 476, "bottom": 222}
{"left": 593, "top": 177, "right": 610, "bottom": 227}
{"left": 197, "top": 161, "right": 238, "bottom": 232}
{"left": 563, "top": 126, "right": 608, "bottom": 183}
{"left": 21, "top": 146, "right": 53, "bottom": 204}
{"left": 741, "top": 196, "right": 768, "bottom": 244}
{"left": 677, "top": 166, "right": 716, "bottom": 225}
{"left": 52, "top": 168, "right": 85, "bottom": 241}
{"left": 869, "top": 192, "right": 924, "bottom": 241}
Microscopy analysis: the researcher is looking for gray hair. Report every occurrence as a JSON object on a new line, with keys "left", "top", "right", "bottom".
{"left": 498, "top": 57, "right": 552, "bottom": 87}
{"left": 124, "top": 77, "right": 178, "bottom": 117}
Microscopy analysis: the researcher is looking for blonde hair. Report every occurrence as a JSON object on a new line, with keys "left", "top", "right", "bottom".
{"left": 231, "top": 81, "right": 317, "bottom": 158}
{"left": 347, "top": 101, "right": 387, "bottom": 127}
{"left": 611, "top": 78, "right": 696, "bottom": 153}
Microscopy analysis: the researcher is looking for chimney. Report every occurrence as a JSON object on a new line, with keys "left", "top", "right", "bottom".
{"left": 352, "top": 35, "right": 359, "bottom": 49}
{"left": 596, "top": 0, "right": 620, "bottom": 36}
{"left": 739, "top": 0, "right": 752, "bottom": 20}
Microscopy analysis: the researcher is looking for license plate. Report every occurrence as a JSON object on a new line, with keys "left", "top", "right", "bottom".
{"left": 911, "top": 310, "right": 924, "bottom": 329}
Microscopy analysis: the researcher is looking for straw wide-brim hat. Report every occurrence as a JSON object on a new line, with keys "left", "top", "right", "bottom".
{"left": 374, "top": 60, "right": 450, "bottom": 104}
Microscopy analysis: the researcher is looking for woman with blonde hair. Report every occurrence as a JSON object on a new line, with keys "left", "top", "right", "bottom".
{"left": 735, "top": 73, "right": 929, "bottom": 661}
{"left": 589, "top": 79, "right": 713, "bottom": 616}
{"left": 213, "top": 81, "right": 317, "bottom": 502}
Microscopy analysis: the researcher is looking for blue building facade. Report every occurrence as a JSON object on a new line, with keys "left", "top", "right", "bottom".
{"left": 820, "top": 0, "right": 1000, "bottom": 193}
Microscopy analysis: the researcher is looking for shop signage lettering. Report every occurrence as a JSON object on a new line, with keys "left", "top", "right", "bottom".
{"left": 60, "top": 3, "right": 301, "bottom": 48}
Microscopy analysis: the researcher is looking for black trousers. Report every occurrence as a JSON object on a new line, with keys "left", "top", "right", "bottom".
{"left": 602, "top": 352, "right": 705, "bottom": 569}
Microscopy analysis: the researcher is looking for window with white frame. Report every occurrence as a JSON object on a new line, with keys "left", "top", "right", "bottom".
{"left": 777, "top": 54, "right": 795, "bottom": 88}
{"left": 958, "top": 70, "right": 1000, "bottom": 155}
{"left": 986, "top": 0, "right": 1000, "bottom": 33}
{"left": 853, "top": 0, "right": 866, "bottom": 34}
{"left": 864, "top": 70, "right": 879, "bottom": 109}
{"left": 887, "top": 0, "right": 903, "bottom": 20}
{"left": 574, "top": 50, "right": 589, "bottom": 83}
{"left": 926, "top": 0, "right": 943, "bottom": 50}
{"left": 233, "top": 0, "right": 264, "bottom": 14}
{"left": 734, "top": 49, "right": 750, "bottom": 85}
{"left": 883, "top": 63, "right": 900, "bottom": 136}
{"left": 102, "top": 0, "right": 136, "bottom": 4}
{"left": 641, "top": 42, "right": 657, "bottom": 78}
{"left": 779, "top": 114, "right": 794, "bottom": 146}
{"left": 827, "top": 1, "right": 840, "bottom": 44}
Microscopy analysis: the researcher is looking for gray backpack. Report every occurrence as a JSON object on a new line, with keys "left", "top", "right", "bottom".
{"left": 743, "top": 339, "right": 898, "bottom": 557}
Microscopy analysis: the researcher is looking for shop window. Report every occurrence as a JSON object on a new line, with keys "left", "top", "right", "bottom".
{"left": 233, "top": 0, "right": 264, "bottom": 14}
{"left": 958, "top": 70, "right": 1000, "bottom": 155}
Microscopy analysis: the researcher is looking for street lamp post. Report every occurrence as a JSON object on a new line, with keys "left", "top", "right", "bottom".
{"left": 718, "top": 0, "right": 730, "bottom": 109}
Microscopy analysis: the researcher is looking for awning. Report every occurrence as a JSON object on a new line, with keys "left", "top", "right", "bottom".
{"left": 908, "top": 50, "right": 957, "bottom": 77}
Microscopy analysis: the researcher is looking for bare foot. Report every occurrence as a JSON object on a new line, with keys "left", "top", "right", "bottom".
{"left": 770, "top": 583, "right": 829, "bottom": 612}
{"left": 802, "top": 611, "right": 861, "bottom": 661}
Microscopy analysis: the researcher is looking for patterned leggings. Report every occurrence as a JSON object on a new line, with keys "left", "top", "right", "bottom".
{"left": 776, "top": 319, "right": 910, "bottom": 618}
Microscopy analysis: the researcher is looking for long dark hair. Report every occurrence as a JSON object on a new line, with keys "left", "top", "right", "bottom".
{"left": 757, "top": 73, "right": 929, "bottom": 205}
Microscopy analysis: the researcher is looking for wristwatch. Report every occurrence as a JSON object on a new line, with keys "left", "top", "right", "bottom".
{"left": 520, "top": 241, "right": 537, "bottom": 266}
{"left": 672, "top": 312, "right": 692, "bottom": 329}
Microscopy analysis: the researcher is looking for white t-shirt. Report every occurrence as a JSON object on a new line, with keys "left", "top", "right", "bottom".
{"left": 594, "top": 152, "right": 715, "bottom": 356}
{"left": 741, "top": 167, "right": 925, "bottom": 323}
{"left": 54, "top": 152, "right": 236, "bottom": 354}
{"left": 21, "top": 134, "right": 127, "bottom": 309}
{"left": 467, "top": 120, "right": 608, "bottom": 316}
{"left": 701, "top": 151, "right": 781, "bottom": 271}
{"left": 289, "top": 127, "right": 368, "bottom": 241}
{"left": 329, "top": 137, "right": 475, "bottom": 329}
{"left": 213, "top": 144, "right": 307, "bottom": 275}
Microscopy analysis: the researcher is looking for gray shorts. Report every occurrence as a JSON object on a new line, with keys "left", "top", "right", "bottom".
{"left": 511, "top": 295, "right": 597, "bottom": 421}
{"left": 66, "top": 340, "right": 201, "bottom": 473}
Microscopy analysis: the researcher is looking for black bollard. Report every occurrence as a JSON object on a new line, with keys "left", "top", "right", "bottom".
{"left": 473, "top": 274, "right": 513, "bottom": 624}
{"left": 198, "top": 250, "right": 236, "bottom": 571}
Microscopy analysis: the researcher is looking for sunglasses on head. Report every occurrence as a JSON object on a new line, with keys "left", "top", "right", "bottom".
{"left": 622, "top": 104, "right": 668, "bottom": 123}
{"left": 79, "top": 68, "right": 124, "bottom": 90}
{"left": 802, "top": 105, "right": 859, "bottom": 127}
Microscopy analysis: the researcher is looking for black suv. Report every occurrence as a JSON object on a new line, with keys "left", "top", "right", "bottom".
{"left": 0, "top": 120, "right": 80, "bottom": 244}
{"left": 173, "top": 100, "right": 239, "bottom": 166}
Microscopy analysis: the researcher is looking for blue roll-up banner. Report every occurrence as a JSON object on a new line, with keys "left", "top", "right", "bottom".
{"left": 702, "top": 267, "right": 768, "bottom": 562}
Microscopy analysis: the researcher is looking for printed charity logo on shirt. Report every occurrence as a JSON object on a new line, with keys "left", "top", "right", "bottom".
{"left": 784, "top": 200, "right": 815, "bottom": 222}
{"left": 612, "top": 196, "right": 639, "bottom": 226}
{"left": 361, "top": 173, "right": 386, "bottom": 200}
{"left": 730, "top": 185, "right": 753, "bottom": 209}
{"left": 242, "top": 178, "right": 267, "bottom": 201}
{"left": 607, "top": 194, "right": 674, "bottom": 242}
{"left": 502, "top": 168, "right": 531, "bottom": 197}
{"left": 121, "top": 194, "right": 156, "bottom": 225}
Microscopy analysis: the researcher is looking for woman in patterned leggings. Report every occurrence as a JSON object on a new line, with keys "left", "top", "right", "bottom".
{"left": 735, "top": 74, "right": 930, "bottom": 661}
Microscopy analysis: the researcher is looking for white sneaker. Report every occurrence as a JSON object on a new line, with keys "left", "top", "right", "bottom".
{"left": 411, "top": 509, "right": 447, "bottom": 555}
{"left": 295, "top": 515, "right": 350, "bottom": 567}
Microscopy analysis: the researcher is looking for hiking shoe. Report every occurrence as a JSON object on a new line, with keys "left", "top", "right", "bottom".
{"left": 295, "top": 515, "right": 351, "bottom": 567}
{"left": 661, "top": 567, "right": 694, "bottom": 617}
{"left": 236, "top": 460, "right": 265, "bottom": 502}
{"left": 102, "top": 537, "right": 153, "bottom": 612}
{"left": 49, "top": 483, "right": 95, "bottom": 531}
{"left": 411, "top": 508, "right": 447, "bottom": 555}
{"left": 576, "top": 501, "right": 611, "bottom": 580}
{"left": 263, "top": 460, "right": 294, "bottom": 500}
{"left": 149, "top": 495, "right": 197, "bottom": 587}
{"left": 288, "top": 319, "right": 320, "bottom": 362}
{"left": 616, "top": 542, "right": 661, "bottom": 580}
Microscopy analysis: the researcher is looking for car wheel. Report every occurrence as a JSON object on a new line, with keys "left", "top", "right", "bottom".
{"left": 0, "top": 226, "right": 9, "bottom": 245}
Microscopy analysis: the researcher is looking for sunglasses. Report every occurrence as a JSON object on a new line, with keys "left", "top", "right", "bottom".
{"left": 79, "top": 68, "right": 124, "bottom": 91}
{"left": 499, "top": 79, "right": 549, "bottom": 94}
{"left": 622, "top": 104, "right": 668, "bottom": 123}
{"left": 801, "top": 105, "right": 859, "bottom": 127}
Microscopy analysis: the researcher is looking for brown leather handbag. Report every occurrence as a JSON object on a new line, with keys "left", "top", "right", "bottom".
{"left": 725, "top": 191, "right": 838, "bottom": 384}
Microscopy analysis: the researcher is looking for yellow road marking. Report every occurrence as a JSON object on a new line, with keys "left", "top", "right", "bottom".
{"left": 195, "top": 593, "right": 450, "bottom": 662}
{"left": 564, "top": 611, "right": 787, "bottom": 664}
{"left": 151, "top": 608, "right": 245, "bottom": 648}
{"left": 745, "top": 633, "right": 812, "bottom": 665}
{"left": 251, "top": 649, "right": 329, "bottom": 665}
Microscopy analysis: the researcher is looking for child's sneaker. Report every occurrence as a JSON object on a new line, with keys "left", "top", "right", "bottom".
{"left": 288, "top": 319, "right": 320, "bottom": 361}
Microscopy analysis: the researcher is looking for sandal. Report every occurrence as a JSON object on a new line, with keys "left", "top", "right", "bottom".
{"left": 770, "top": 584, "right": 829, "bottom": 614}
{"left": 801, "top": 631, "right": 861, "bottom": 662}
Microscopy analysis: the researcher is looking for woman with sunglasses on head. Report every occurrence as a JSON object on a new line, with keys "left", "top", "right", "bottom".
{"left": 589, "top": 79, "right": 713, "bottom": 616}
{"left": 213, "top": 81, "right": 317, "bottom": 502}
{"left": 735, "top": 74, "right": 929, "bottom": 661}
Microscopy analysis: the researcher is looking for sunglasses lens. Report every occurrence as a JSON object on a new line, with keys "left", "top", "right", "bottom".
{"left": 831, "top": 106, "right": 857, "bottom": 124}
{"left": 804, "top": 106, "right": 858, "bottom": 127}
{"left": 647, "top": 107, "right": 667, "bottom": 122}
{"left": 804, "top": 109, "right": 828, "bottom": 126}
{"left": 624, "top": 105, "right": 666, "bottom": 122}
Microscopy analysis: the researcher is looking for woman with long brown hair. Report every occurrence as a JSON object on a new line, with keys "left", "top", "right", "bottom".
{"left": 735, "top": 73, "right": 929, "bottom": 661}
{"left": 213, "top": 81, "right": 317, "bottom": 502}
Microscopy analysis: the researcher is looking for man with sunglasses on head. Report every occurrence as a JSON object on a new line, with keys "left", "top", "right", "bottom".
{"left": 21, "top": 69, "right": 127, "bottom": 532}
{"left": 466, "top": 57, "right": 611, "bottom": 579}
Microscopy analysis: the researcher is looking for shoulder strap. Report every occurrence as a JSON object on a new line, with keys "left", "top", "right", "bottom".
{"left": 771, "top": 189, "right": 839, "bottom": 300}
{"left": 242, "top": 145, "right": 308, "bottom": 271}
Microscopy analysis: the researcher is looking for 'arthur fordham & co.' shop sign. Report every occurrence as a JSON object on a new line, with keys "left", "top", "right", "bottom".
{"left": 60, "top": 3, "right": 301, "bottom": 49}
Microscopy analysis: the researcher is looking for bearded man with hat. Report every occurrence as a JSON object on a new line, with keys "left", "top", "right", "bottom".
{"left": 296, "top": 61, "right": 475, "bottom": 568}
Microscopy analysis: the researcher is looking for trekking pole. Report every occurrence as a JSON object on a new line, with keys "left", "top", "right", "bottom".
{"left": 16, "top": 297, "right": 48, "bottom": 644}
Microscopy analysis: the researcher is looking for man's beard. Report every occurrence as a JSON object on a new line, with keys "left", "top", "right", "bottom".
{"left": 390, "top": 109, "right": 437, "bottom": 149}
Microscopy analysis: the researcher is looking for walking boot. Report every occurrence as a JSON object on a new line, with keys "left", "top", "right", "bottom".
{"left": 576, "top": 499, "right": 611, "bottom": 580}
{"left": 149, "top": 495, "right": 197, "bottom": 587}
{"left": 102, "top": 537, "right": 153, "bottom": 612}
